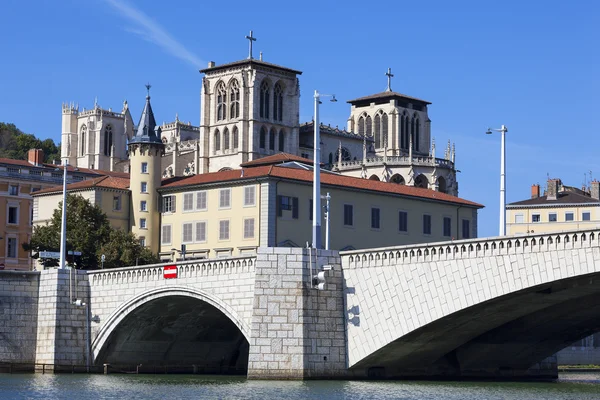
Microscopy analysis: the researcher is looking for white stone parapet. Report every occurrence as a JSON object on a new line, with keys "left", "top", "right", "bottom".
{"left": 337, "top": 154, "right": 455, "bottom": 171}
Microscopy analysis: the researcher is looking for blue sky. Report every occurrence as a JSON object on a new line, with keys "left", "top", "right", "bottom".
{"left": 1, "top": 0, "right": 598, "bottom": 237}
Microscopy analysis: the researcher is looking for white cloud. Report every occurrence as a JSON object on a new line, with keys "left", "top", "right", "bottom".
{"left": 103, "top": 0, "right": 204, "bottom": 68}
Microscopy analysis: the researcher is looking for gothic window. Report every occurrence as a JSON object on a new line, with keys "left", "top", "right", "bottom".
{"left": 382, "top": 113, "right": 388, "bottom": 148}
{"left": 335, "top": 147, "right": 351, "bottom": 161}
{"left": 214, "top": 129, "right": 220, "bottom": 152}
{"left": 366, "top": 116, "right": 372, "bottom": 138}
{"left": 259, "top": 126, "right": 266, "bottom": 149}
{"left": 374, "top": 114, "right": 381, "bottom": 149}
{"left": 278, "top": 129, "right": 285, "bottom": 152}
{"left": 103, "top": 125, "right": 113, "bottom": 156}
{"left": 414, "top": 115, "right": 420, "bottom": 151}
{"left": 260, "top": 81, "right": 270, "bottom": 119}
{"left": 269, "top": 127, "right": 276, "bottom": 150}
{"left": 233, "top": 126, "right": 239, "bottom": 149}
{"left": 358, "top": 116, "right": 365, "bottom": 137}
{"left": 391, "top": 174, "right": 405, "bottom": 185}
{"left": 273, "top": 83, "right": 283, "bottom": 121}
{"left": 414, "top": 174, "right": 428, "bottom": 188}
{"left": 229, "top": 79, "right": 240, "bottom": 119}
{"left": 216, "top": 82, "right": 226, "bottom": 121}
{"left": 80, "top": 125, "right": 87, "bottom": 156}
{"left": 411, "top": 114, "right": 416, "bottom": 151}
{"left": 437, "top": 176, "right": 447, "bottom": 193}
{"left": 223, "top": 127, "right": 230, "bottom": 150}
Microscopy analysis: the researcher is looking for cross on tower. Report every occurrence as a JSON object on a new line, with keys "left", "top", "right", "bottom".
{"left": 245, "top": 30, "right": 257, "bottom": 60}
{"left": 385, "top": 68, "right": 394, "bottom": 92}
{"left": 145, "top": 83, "right": 152, "bottom": 98}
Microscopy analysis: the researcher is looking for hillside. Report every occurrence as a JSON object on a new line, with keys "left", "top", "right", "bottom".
{"left": 0, "top": 122, "right": 60, "bottom": 163}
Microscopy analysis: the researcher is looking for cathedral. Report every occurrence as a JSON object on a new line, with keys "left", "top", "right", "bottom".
{"left": 60, "top": 44, "right": 458, "bottom": 196}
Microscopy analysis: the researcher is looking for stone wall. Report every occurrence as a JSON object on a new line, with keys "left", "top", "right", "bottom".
{"left": 247, "top": 247, "right": 347, "bottom": 379}
{"left": 0, "top": 271, "right": 40, "bottom": 364}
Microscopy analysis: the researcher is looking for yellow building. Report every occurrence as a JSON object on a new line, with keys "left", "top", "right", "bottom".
{"left": 0, "top": 149, "right": 129, "bottom": 270}
{"left": 157, "top": 153, "right": 482, "bottom": 261}
{"left": 506, "top": 179, "right": 600, "bottom": 236}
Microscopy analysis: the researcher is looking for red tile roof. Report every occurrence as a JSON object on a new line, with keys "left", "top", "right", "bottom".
{"left": 240, "top": 152, "right": 315, "bottom": 167}
{"left": 0, "top": 157, "right": 129, "bottom": 178}
{"left": 34, "top": 176, "right": 130, "bottom": 195}
{"left": 160, "top": 166, "right": 483, "bottom": 208}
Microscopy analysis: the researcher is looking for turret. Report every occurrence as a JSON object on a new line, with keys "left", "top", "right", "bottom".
{"left": 61, "top": 102, "right": 79, "bottom": 165}
{"left": 128, "top": 85, "right": 164, "bottom": 254}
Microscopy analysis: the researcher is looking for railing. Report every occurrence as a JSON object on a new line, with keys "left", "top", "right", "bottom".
{"left": 88, "top": 256, "right": 256, "bottom": 286}
{"left": 338, "top": 155, "right": 455, "bottom": 170}
{"left": 341, "top": 228, "right": 600, "bottom": 267}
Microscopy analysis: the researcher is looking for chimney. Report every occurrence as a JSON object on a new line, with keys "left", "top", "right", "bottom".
{"left": 531, "top": 184, "right": 540, "bottom": 199}
{"left": 591, "top": 180, "right": 600, "bottom": 200}
{"left": 547, "top": 178, "right": 560, "bottom": 200}
{"left": 27, "top": 149, "right": 44, "bottom": 166}
{"left": 208, "top": 61, "right": 215, "bottom": 68}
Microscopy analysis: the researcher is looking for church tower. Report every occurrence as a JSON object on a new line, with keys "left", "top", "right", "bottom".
{"left": 128, "top": 86, "right": 163, "bottom": 253}
{"left": 198, "top": 35, "right": 302, "bottom": 173}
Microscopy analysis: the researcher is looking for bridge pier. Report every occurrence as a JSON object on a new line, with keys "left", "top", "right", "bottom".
{"left": 247, "top": 247, "right": 349, "bottom": 379}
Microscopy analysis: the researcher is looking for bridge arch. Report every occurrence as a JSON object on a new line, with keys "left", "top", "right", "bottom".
{"left": 92, "top": 286, "right": 250, "bottom": 369}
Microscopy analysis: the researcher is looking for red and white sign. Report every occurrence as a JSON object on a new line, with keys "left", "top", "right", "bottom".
{"left": 163, "top": 265, "right": 178, "bottom": 279}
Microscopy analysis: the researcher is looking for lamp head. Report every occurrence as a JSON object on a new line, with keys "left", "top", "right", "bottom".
{"left": 485, "top": 128, "right": 493, "bottom": 135}
{"left": 330, "top": 95, "right": 337, "bottom": 103}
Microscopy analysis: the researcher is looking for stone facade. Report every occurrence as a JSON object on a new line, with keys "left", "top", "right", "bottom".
{"left": 247, "top": 247, "right": 346, "bottom": 379}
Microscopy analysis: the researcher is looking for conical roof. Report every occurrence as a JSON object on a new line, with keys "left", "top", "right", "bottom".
{"left": 129, "top": 85, "right": 162, "bottom": 145}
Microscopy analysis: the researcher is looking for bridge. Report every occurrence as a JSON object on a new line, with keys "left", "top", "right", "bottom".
{"left": 2, "top": 229, "right": 600, "bottom": 379}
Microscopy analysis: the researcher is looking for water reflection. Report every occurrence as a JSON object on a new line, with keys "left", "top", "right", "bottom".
{"left": 1, "top": 372, "right": 600, "bottom": 400}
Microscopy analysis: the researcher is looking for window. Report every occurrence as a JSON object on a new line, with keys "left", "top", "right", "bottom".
{"left": 244, "top": 186, "right": 256, "bottom": 206}
{"left": 140, "top": 218, "right": 147, "bottom": 229}
{"left": 183, "top": 193, "right": 194, "bottom": 211}
{"left": 196, "top": 191, "right": 207, "bottom": 210}
{"left": 80, "top": 125, "right": 87, "bottom": 156}
{"left": 196, "top": 221, "right": 206, "bottom": 242}
{"left": 230, "top": 79, "right": 240, "bottom": 119}
{"left": 244, "top": 218, "right": 255, "bottom": 239}
{"left": 223, "top": 128, "right": 230, "bottom": 150}
{"left": 233, "top": 126, "right": 239, "bottom": 149}
{"left": 139, "top": 236, "right": 146, "bottom": 247}
{"left": 219, "top": 220, "right": 230, "bottom": 240}
{"left": 7, "top": 237, "right": 17, "bottom": 258}
{"left": 141, "top": 182, "right": 148, "bottom": 193}
{"left": 216, "top": 82, "right": 226, "bottom": 121}
{"left": 260, "top": 81, "right": 270, "bottom": 118}
{"left": 162, "top": 195, "right": 175, "bottom": 213}
{"left": 9, "top": 185, "right": 18, "bottom": 196}
{"left": 515, "top": 214, "right": 524, "bottom": 223}
{"left": 214, "top": 129, "right": 221, "bottom": 152}
{"left": 259, "top": 127, "right": 267, "bottom": 149}
{"left": 103, "top": 125, "right": 113, "bottom": 156}
{"left": 162, "top": 225, "right": 172, "bottom": 245}
{"left": 583, "top": 211, "right": 591, "bottom": 221}
{"left": 29, "top": 170, "right": 42, "bottom": 176}
{"left": 219, "top": 189, "right": 231, "bottom": 208}
{"left": 141, "top": 162, "right": 148, "bottom": 173}
{"left": 273, "top": 83, "right": 283, "bottom": 121}
{"left": 277, "top": 195, "right": 298, "bottom": 219}
{"left": 278, "top": 130, "right": 285, "bottom": 152}
{"left": 443, "top": 217, "right": 451, "bottom": 237}
{"left": 371, "top": 207, "right": 380, "bottom": 229}
{"left": 549, "top": 213, "right": 557, "bottom": 222}
{"left": 462, "top": 219, "right": 470, "bottom": 239}
{"left": 565, "top": 212, "right": 574, "bottom": 221}
{"left": 398, "top": 211, "right": 408, "bottom": 232}
{"left": 182, "top": 223, "right": 193, "bottom": 243}
{"left": 140, "top": 200, "right": 147, "bottom": 211}
{"left": 423, "top": 214, "right": 431, "bottom": 235}
{"left": 344, "top": 204, "right": 354, "bottom": 226}
{"left": 532, "top": 214, "right": 541, "bottom": 223}
{"left": 8, "top": 206, "right": 18, "bottom": 224}
{"left": 113, "top": 195, "right": 121, "bottom": 211}
{"left": 269, "top": 128, "right": 276, "bottom": 150}
{"left": 7, "top": 167, "right": 20, "bottom": 174}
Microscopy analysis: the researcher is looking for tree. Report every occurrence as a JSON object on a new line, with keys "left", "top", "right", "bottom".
{"left": 24, "top": 194, "right": 156, "bottom": 269}
{"left": 0, "top": 122, "right": 60, "bottom": 163}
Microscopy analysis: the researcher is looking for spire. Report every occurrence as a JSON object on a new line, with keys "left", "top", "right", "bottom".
{"left": 130, "top": 84, "right": 162, "bottom": 144}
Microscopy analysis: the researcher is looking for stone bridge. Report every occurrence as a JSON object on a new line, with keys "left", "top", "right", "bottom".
{"left": 3, "top": 229, "right": 600, "bottom": 379}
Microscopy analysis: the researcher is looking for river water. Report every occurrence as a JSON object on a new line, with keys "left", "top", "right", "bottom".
{"left": 1, "top": 372, "right": 600, "bottom": 399}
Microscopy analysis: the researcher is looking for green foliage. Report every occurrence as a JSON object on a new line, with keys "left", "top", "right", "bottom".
{"left": 0, "top": 122, "right": 60, "bottom": 163}
{"left": 24, "top": 194, "right": 157, "bottom": 269}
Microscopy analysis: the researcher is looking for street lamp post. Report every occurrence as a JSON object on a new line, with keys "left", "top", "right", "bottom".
{"left": 59, "top": 159, "right": 68, "bottom": 269}
{"left": 486, "top": 125, "right": 508, "bottom": 236}
{"left": 313, "top": 90, "right": 336, "bottom": 249}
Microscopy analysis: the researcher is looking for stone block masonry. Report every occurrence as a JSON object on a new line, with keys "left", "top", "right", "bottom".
{"left": 247, "top": 247, "right": 348, "bottom": 379}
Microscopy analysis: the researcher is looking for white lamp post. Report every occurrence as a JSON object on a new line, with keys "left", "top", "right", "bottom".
{"left": 59, "top": 159, "right": 68, "bottom": 269}
{"left": 313, "top": 90, "right": 336, "bottom": 249}
{"left": 486, "top": 125, "right": 508, "bottom": 236}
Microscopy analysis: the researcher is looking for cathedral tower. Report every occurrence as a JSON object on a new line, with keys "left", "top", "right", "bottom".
{"left": 199, "top": 52, "right": 302, "bottom": 173}
{"left": 128, "top": 86, "right": 164, "bottom": 253}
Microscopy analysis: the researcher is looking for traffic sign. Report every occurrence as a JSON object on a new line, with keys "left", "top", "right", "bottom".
{"left": 163, "top": 265, "right": 178, "bottom": 279}
{"left": 39, "top": 251, "right": 60, "bottom": 259}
